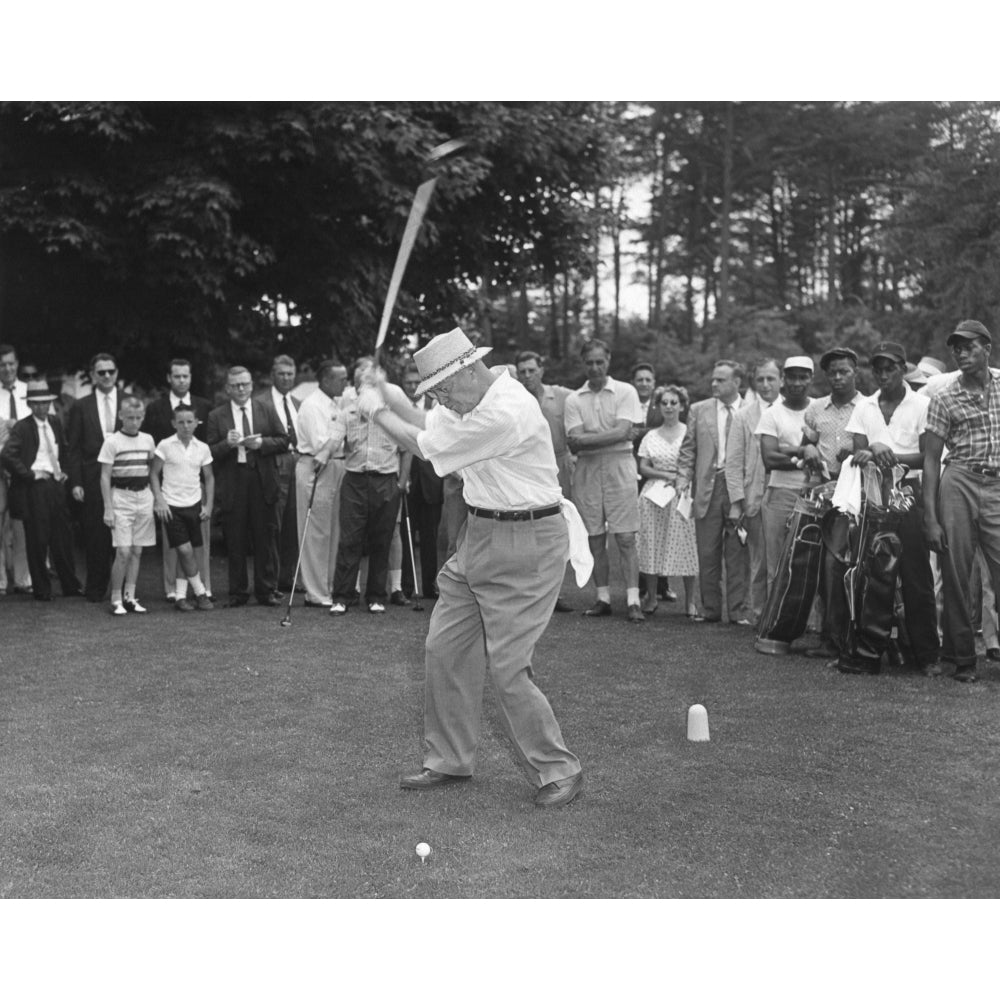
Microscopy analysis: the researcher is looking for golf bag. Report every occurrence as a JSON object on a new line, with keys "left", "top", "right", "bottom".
{"left": 755, "top": 483, "right": 834, "bottom": 654}
{"left": 826, "top": 465, "right": 908, "bottom": 674}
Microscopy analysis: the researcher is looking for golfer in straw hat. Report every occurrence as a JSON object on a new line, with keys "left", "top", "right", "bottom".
{"left": 357, "top": 327, "right": 591, "bottom": 807}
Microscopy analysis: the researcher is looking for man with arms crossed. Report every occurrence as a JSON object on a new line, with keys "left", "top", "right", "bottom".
{"left": 357, "top": 328, "right": 589, "bottom": 808}
{"left": 565, "top": 339, "right": 644, "bottom": 623}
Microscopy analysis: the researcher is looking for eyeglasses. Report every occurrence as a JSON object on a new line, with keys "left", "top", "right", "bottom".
{"left": 228, "top": 382, "right": 253, "bottom": 390}
{"left": 21, "top": 370, "right": 40, "bottom": 378}
{"left": 94, "top": 368, "right": 117, "bottom": 376}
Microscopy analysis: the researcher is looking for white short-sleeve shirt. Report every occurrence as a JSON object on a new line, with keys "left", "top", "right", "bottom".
{"left": 155, "top": 434, "right": 212, "bottom": 507}
{"left": 755, "top": 401, "right": 809, "bottom": 489}
{"left": 844, "top": 384, "right": 929, "bottom": 454}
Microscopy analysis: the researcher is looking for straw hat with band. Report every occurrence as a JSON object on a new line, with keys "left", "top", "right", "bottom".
{"left": 413, "top": 327, "right": 492, "bottom": 397}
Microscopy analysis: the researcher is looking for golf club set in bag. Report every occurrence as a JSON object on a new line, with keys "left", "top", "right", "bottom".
{"left": 755, "top": 464, "right": 915, "bottom": 673}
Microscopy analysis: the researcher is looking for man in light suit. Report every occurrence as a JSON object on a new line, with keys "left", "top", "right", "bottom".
{"left": 725, "top": 358, "right": 781, "bottom": 626}
{"left": 0, "top": 343, "right": 32, "bottom": 595}
{"left": 66, "top": 352, "right": 121, "bottom": 602}
{"left": 142, "top": 357, "right": 213, "bottom": 602}
{"left": 677, "top": 360, "right": 750, "bottom": 624}
{"left": 1, "top": 380, "right": 82, "bottom": 600}
{"left": 259, "top": 354, "right": 301, "bottom": 595}
{"left": 206, "top": 366, "right": 288, "bottom": 607}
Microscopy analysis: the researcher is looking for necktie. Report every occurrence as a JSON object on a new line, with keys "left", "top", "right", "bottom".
{"left": 8, "top": 391, "right": 15, "bottom": 420}
{"left": 724, "top": 404, "right": 733, "bottom": 444}
{"left": 282, "top": 395, "right": 297, "bottom": 448}
{"left": 103, "top": 393, "right": 114, "bottom": 435}
{"left": 241, "top": 406, "right": 251, "bottom": 438}
{"left": 41, "top": 421, "right": 61, "bottom": 475}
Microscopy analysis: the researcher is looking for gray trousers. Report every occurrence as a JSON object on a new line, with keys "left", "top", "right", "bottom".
{"left": 694, "top": 471, "right": 748, "bottom": 621}
{"left": 939, "top": 464, "right": 1000, "bottom": 667}
{"left": 422, "top": 512, "right": 581, "bottom": 787}
{"left": 295, "top": 455, "right": 344, "bottom": 604}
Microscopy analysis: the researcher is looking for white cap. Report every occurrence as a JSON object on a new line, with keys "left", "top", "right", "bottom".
{"left": 783, "top": 355, "right": 814, "bottom": 372}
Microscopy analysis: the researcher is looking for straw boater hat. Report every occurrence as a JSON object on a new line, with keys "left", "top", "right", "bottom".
{"left": 413, "top": 327, "right": 492, "bottom": 396}
{"left": 25, "top": 379, "right": 57, "bottom": 404}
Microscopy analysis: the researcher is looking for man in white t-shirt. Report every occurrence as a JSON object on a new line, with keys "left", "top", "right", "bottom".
{"left": 844, "top": 341, "right": 938, "bottom": 673}
{"left": 357, "top": 328, "right": 589, "bottom": 809}
{"left": 755, "top": 356, "right": 813, "bottom": 590}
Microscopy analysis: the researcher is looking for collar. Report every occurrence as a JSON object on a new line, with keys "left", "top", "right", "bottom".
{"left": 820, "top": 391, "right": 860, "bottom": 409}
{"left": 170, "top": 393, "right": 190, "bottom": 406}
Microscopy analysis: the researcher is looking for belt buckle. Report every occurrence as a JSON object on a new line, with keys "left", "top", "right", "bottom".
{"left": 493, "top": 509, "right": 503, "bottom": 520}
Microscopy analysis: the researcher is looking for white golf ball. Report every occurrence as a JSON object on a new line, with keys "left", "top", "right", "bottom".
{"left": 416, "top": 842, "right": 431, "bottom": 859}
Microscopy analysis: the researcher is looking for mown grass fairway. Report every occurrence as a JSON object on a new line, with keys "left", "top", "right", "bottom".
{"left": 2, "top": 553, "right": 999, "bottom": 898}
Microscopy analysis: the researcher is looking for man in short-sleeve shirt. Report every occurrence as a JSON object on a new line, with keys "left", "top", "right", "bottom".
{"left": 564, "top": 339, "right": 644, "bottom": 622}
{"left": 358, "top": 328, "right": 588, "bottom": 809}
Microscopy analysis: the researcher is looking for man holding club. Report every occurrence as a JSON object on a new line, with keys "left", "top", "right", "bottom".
{"left": 357, "top": 327, "right": 589, "bottom": 808}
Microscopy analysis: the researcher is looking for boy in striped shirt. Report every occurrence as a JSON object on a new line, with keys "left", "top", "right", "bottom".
{"left": 99, "top": 395, "right": 156, "bottom": 615}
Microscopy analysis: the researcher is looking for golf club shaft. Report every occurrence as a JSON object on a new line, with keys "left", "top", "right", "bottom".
{"left": 401, "top": 493, "right": 423, "bottom": 608}
{"left": 374, "top": 176, "right": 438, "bottom": 364}
{"left": 282, "top": 467, "right": 324, "bottom": 621}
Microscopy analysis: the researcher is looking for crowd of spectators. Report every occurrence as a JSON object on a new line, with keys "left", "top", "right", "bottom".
{"left": 2, "top": 321, "right": 999, "bottom": 682}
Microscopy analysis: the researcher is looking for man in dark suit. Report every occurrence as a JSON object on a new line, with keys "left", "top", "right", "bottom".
{"left": 257, "top": 354, "right": 300, "bottom": 594}
{"left": 66, "top": 352, "right": 120, "bottom": 602}
{"left": 142, "top": 357, "right": 213, "bottom": 602}
{"left": 1, "top": 380, "right": 82, "bottom": 600}
{"left": 206, "top": 365, "right": 288, "bottom": 607}
{"left": 400, "top": 364, "right": 443, "bottom": 599}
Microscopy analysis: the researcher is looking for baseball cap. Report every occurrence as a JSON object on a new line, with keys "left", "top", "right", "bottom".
{"left": 782, "top": 355, "right": 814, "bottom": 372}
{"left": 870, "top": 341, "right": 907, "bottom": 365}
{"left": 819, "top": 347, "right": 859, "bottom": 370}
{"left": 947, "top": 319, "right": 992, "bottom": 346}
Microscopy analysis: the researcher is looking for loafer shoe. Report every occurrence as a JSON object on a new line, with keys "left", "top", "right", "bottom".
{"left": 194, "top": 594, "right": 214, "bottom": 611}
{"left": 627, "top": 604, "right": 645, "bottom": 623}
{"left": 554, "top": 597, "right": 573, "bottom": 612}
{"left": 535, "top": 772, "right": 583, "bottom": 808}
{"left": 257, "top": 594, "right": 280, "bottom": 607}
{"left": 368, "top": 601, "right": 386, "bottom": 614}
{"left": 389, "top": 590, "right": 409, "bottom": 606}
{"left": 954, "top": 666, "right": 978, "bottom": 683}
{"left": 175, "top": 598, "right": 196, "bottom": 612}
{"left": 329, "top": 602, "right": 347, "bottom": 616}
{"left": 583, "top": 600, "right": 612, "bottom": 617}
{"left": 400, "top": 768, "right": 471, "bottom": 790}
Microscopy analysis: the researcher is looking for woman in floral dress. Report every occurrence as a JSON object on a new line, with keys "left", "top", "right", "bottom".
{"left": 637, "top": 385, "right": 698, "bottom": 616}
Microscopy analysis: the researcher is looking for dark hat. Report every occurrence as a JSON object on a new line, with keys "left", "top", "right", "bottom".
{"left": 819, "top": 347, "right": 858, "bottom": 370}
{"left": 870, "top": 341, "right": 907, "bottom": 365}
{"left": 25, "top": 379, "right": 57, "bottom": 404}
{"left": 947, "top": 319, "right": 992, "bottom": 346}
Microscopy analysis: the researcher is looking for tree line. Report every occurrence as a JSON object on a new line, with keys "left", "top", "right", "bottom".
{"left": 1, "top": 101, "right": 997, "bottom": 395}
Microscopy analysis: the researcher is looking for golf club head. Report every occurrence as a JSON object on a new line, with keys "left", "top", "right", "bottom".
{"left": 279, "top": 616, "right": 292, "bottom": 627}
{"left": 412, "top": 602, "right": 424, "bottom": 612}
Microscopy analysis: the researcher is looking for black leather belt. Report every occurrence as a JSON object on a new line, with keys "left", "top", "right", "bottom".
{"left": 467, "top": 504, "right": 561, "bottom": 522}
{"left": 967, "top": 464, "right": 1000, "bottom": 477}
{"left": 349, "top": 469, "right": 394, "bottom": 477}
{"left": 113, "top": 483, "right": 149, "bottom": 492}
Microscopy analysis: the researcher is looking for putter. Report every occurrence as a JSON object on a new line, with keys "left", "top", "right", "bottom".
{"left": 373, "top": 137, "right": 469, "bottom": 366}
{"left": 401, "top": 494, "right": 424, "bottom": 612}
{"left": 279, "top": 466, "right": 324, "bottom": 627}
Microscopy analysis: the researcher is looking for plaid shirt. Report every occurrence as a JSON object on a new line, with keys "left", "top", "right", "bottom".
{"left": 925, "top": 370, "right": 1000, "bottom": 467}
{"left": 802, "top": 392, "right": 864, "bottom": 475}
{"left": 340, "top": 387, "right": 400, "bottom": 474}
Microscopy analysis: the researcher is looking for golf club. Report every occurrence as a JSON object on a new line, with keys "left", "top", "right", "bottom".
{"left": 279, "top": 464, "right": 324, "bottom": 627}
{"left": 401, "top": 493, "right": 424, "bottom": 612}
{"left": 373, "top": 137, "right": 469, "bottom": 366}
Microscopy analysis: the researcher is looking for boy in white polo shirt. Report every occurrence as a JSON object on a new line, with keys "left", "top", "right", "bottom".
{"left": 99, "top": 395, "right": 156, "bottom": 615}
{"left": 149, "top": 403, "right": 214, "bottom": 611}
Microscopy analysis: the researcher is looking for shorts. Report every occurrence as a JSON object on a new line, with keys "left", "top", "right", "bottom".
{"left": 572, "top": 451, "right": 640, "bottom": 535}
{"left": 164, "top": 504, "right": 204, "bottom": 549}
{"left": 111, "top": 487, "right": 156, "bottom": 547}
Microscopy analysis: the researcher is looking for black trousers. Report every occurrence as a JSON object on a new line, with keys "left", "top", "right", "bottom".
{"left": 332, "top": 471, "right": 400, "bottom": 603}
{"left": 271, "top": 451, "right": 298, "bottom": 589}
{"left": 80, "top": 463, "right": 113, "bottom": 600}
{"left": 222, "top": 465, "right": 278, "bottom": 600}
{"left": 401, "top": 479, "right": 442, "bottom": 598}
{"left": 23, "top": 479, "right": 81, "bottom": 598}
